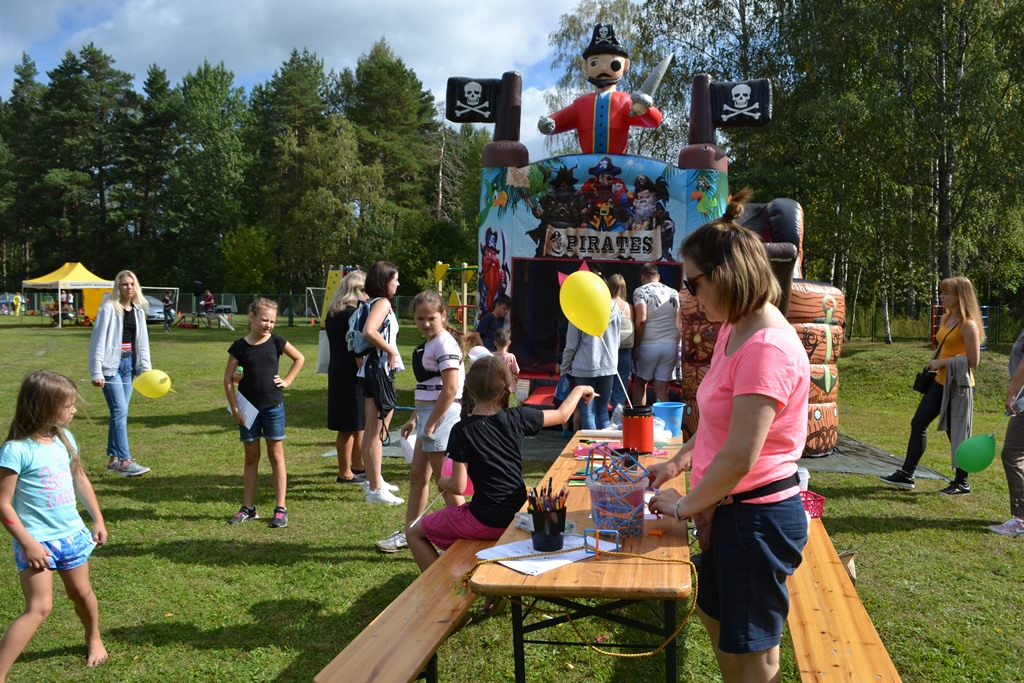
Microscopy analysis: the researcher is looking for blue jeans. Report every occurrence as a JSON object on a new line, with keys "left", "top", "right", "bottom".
{"left": 610, "top": 347, "right": 632, "bottom": 411}
{"left": 574, "top": 374, "right": 615, "bottom": 430}
{"left": 102, "top": 356, "right": 134, "bottom": 461}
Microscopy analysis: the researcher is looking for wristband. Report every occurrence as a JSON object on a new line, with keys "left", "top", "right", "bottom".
{"left": 673, "top": 498, "right": 683, "bottom": 522}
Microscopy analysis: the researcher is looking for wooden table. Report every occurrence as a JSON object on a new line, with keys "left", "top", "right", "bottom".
{"left": 469, "top": 433, "right": 692, "bottom": 683}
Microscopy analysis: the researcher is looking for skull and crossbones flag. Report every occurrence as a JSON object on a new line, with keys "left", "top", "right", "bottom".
{"left": 446, "top": 77, "right": 501, "bottom": 123}
{"left": 711, "top": 79, "right": 773, "bottom": 128}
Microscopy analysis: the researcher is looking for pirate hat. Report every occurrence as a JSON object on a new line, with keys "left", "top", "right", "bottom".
{"left": 551, "top": 167, "right": 578, "bottom": 187}
{"left": 582, "top": 24, "right": 629, "bottom": 59}
{"left": 588, "top": 156, "right": 622, "bottom": 177}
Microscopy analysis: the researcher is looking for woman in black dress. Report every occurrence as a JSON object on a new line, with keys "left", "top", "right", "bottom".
{"left": 325, "top": 270, "right": 368, "bottom": 484}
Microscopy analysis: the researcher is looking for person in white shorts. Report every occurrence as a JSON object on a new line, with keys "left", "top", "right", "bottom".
{"left": 632, "top": 262, "right": 680, "bottom": 405}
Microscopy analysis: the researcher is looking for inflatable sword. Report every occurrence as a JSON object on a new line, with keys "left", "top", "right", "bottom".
{"left": 630, "top": 53, "right": 674, "bottom": 114}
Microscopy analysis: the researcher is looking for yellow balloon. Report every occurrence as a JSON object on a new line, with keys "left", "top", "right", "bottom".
{"left": 133, "top": 369, "right": 172, "bottom": 399}
{"left": 559, "top": 271, "right": 612, "bottom": 337}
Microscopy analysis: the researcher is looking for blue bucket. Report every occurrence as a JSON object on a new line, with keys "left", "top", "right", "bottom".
{"left": 652, "top": 402, "right": 685, "bottom": 438}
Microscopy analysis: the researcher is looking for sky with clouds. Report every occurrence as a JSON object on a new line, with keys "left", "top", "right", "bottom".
{"left": 0, "top": 0, "right": 585, "bottom": 159}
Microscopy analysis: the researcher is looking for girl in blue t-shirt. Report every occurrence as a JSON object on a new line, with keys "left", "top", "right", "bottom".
{"left": 0, "top": 370, "right": 108, "bottom": 677}
{"left": 224, "top": 298, "right": 305, "bottom": 529}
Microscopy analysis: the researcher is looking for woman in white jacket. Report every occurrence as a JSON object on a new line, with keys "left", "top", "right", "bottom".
{"left": 88, "top": 270, "right": 152, "bottom": 477}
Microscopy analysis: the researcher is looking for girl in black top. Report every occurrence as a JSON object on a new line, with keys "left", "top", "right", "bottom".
{"left": 224, "top": 298, "right": 304, "bottom": 528}
{"left": 407, "top": 356, "right": 594, "bottom": 574}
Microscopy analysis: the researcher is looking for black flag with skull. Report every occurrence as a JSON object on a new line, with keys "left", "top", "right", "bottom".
{"left": 711, "top": 79, "right": 773, "bottom": 128}
{"left": 446, "top": 77, "right": 502, "bottom": 123}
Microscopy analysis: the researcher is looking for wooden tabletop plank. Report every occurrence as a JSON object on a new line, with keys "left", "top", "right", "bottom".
{"left": 469, "top": 433, "right": 692, "bottom": 600}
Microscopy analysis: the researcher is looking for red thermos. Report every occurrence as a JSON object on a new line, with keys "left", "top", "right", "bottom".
{"left": 622, "top": 406, "right": 654, "bottom": 453}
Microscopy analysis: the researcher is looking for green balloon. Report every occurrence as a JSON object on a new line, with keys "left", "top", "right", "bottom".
{"left": 955, "top": 435, "right": 996, "bottom": 473}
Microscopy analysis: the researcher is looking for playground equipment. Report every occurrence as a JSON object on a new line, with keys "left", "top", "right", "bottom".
{"left": 434, "top": 262, "right": 478, "bottom": 334}
{"left": 446, "top": 22, "right": 845, "bottom": 456}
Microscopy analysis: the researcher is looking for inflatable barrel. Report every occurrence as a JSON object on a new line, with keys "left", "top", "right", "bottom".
{"left": 788, "top": 280, "right": 846, "bottom": 456}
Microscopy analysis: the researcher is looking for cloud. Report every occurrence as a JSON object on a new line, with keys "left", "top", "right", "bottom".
{"left": 0, "top": 0, "right": 590, "bottom": 160}
{"left": 2, "top": 1, "right": 574, "bottom": 93}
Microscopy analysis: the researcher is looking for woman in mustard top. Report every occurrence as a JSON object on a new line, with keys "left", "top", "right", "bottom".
{"left": 881, "top": 276, "right": 983, "bottom": 494}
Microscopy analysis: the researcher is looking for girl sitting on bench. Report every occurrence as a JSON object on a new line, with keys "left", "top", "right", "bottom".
{"left": 407, "top": 357, "right": 594, "bottom": 587}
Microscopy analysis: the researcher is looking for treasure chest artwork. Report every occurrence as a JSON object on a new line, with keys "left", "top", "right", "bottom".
{"left": 710, "top": 79, "right": 773, "bottom": 128}
{"left": 446, "top": 77, "right": 501, "bottom": 123}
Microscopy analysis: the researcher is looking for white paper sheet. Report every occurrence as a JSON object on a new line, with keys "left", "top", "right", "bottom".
{"left": 475, "top": 535, "right": 594, "bottom": 576}
{"left": 644, "top": 491, "right": 659, "bottom": 519}
{"left": 577, "top": 429, "right": 623, "bottom": 439}
{"left": 231, "top": 391, "right": 259, "bottom": 430}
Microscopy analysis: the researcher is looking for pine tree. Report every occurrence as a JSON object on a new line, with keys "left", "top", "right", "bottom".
{"left": 36, "top": 44, "right": 136, "bottom": 274}
{"left": 337, "top": 39, "right": 439, "bottom": 214}
{"left": 113, "top": 66, "right": 182, "bottom": 282}
{"left": 170, "top": 61, "right": 252, "bottom": 289}
{"left": 0, "top": 55, "right": 46, "bottom": 285}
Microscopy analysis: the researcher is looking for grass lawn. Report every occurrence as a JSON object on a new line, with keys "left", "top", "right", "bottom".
{"left": 0, "top": 314, "right": 1021, "bottom": 682}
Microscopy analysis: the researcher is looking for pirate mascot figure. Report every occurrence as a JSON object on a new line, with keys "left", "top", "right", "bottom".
{"left": 528, "top": 166, "right": 586, "bottom": 255}
{"left": 480, "top": 226, "right": 502, "bottom": 312}
{"left": 538, "top": 23, "right": 662, "bottom": 155}
{"left": 580, "top": 156, "right": 631, "bottom": 232}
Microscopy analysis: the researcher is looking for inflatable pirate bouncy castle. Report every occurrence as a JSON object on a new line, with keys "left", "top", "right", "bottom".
{"left": 446, "top": 23, "right": 846, "bottom": 457}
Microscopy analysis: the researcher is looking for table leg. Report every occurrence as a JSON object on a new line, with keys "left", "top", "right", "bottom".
{"left": 663, "top": 600, "right": 677, "bottom": 682}
{"left": 512, "top": 600, "right": 526, "bottom": 683}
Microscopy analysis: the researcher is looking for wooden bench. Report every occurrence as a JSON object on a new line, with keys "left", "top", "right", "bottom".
{"left": 315, "top": 538, "right": 496, "bottom": 683}
{"left": 787, "top": 517, "right": 902, "bottom": 682}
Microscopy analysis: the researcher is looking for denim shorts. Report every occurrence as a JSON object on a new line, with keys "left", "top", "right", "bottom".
{"left": 13, "top": 526, "right": 96, "bottom": 573}
{"left": 415, "top": 402, "right": 461, "bottom": 453}
{"left": 239, "top": 402, "right": 286, "bottom": 442}
{"left": 696, "top": 494, "right": 808, "bottom": 654}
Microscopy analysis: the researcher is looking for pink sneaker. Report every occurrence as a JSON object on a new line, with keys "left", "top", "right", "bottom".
{"left": 987, "top": 517, "right": 1024, "bottom": 536}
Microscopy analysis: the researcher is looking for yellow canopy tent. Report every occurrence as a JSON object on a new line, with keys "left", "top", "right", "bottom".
{"left": 22, "top": 262, "right": 113, "bottom": 328}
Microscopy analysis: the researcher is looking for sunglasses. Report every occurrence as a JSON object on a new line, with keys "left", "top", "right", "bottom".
{"left": 683, "top": 272, "right": 705, "bottom": 296}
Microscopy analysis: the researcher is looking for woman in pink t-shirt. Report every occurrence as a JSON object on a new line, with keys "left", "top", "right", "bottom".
{"left": 648, "top": 188, "right": 810, "bottom": 682}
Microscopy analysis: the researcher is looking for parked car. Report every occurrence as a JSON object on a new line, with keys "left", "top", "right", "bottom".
{"left": 144, "top": 295, "right": 176, "bottom": 324}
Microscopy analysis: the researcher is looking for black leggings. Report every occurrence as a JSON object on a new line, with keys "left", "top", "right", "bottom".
{"left": 901, "top": 380, "right": 968, "bottom": 480}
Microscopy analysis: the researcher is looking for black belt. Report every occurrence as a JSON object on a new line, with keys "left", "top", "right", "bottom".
{"left": 414, "top": 397, "right": 462, "bottom": 404}
{"left": 718, "top": 473, "right": 800, "bottom": 507}
{"left": 120, "top": 350, "right": 133, "bottom": 358}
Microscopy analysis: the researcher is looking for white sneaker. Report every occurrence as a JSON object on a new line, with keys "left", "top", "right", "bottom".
{"left": 361, "top": 479, "right": 400, "bottom": 493}
{"left": 987, "top": 517, "right": 1024, "bottom": 536}
{"left": 375, "top": 530, "right": 409, "bottom": 552}
{"left": 365, "top": 487, "right": 404, "bottom": 505}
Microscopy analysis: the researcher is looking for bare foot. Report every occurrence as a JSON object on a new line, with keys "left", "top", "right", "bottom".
{"left": 86, "top": 640, "right": 108, "bottom": 667}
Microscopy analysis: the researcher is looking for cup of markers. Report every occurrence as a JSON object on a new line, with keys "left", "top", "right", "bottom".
{"left": 528, "top": 484, "right": 567, "bottom": 551}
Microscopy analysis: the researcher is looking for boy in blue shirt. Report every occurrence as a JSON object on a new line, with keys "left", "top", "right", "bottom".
{"left": 476, "top": 295, "right": 511, "bottom": 351}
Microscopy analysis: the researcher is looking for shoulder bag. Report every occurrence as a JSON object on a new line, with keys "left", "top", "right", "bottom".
{"left": 913, "top": 322, "right": 959, "bottom": 394}
{"left": 365, "top": 350, "right": 396, "bottom": 444}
